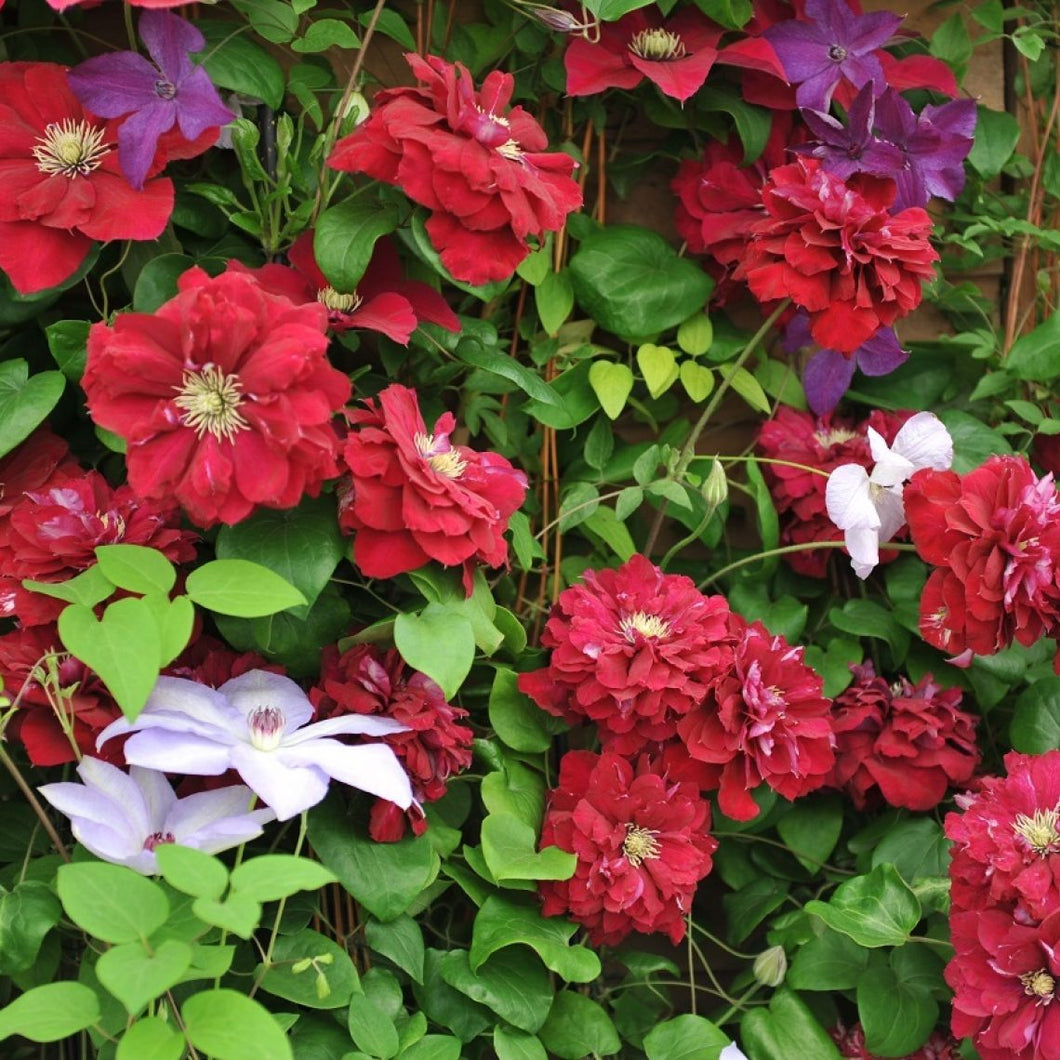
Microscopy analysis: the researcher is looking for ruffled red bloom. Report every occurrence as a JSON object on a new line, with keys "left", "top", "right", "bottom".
{"left": 518, "top": 554, "right": 734, "bottom": 754}
{"left": 340, "top": 384, "right": 527, "bottom": 588}
{"left": 311, "top": 643, "right": 473, "bottom": 841}
{"left": 327, "top": 54, "right": 582, "bottom": 286}
{"left": 946, "top": 750, "right": 1060, "bottom": 923}
{"left": 756, "top": 406, "right": 912, "bottom": 576}
{"left": 831, "top": 1020, "right": 961, "bottom": 1059}
{"left": 233, "top": 233, "right": 460, "bottom": 343}
{"left": 906, "top": 456, "right": 1060, "bottom": 660}
{"left": 0, "top": 428, "right": 80, "bottom": 519}
{"left": 947, "top": 907, "right": 1060, "bottom": 1060}
{"left": 827, "top": 662, "right": 979, "bottom": 811}
{"left": 677, "top": 616, "right": 835, "bottom": 821}
{"left": 82, "top": 266, "right": 351, "bottom": 529}
{"left": 0, "top": 624, "right": 122, "bottom": 766}
{"left": 538, "top": 750, "right": 717, "bottom": 946}
{"left": 0, "top": 469, "right": 197, "bottom": 626}
{"left": 734, "top": 158, "right": 938, "bottom": 353}
{"left": 0, "top": 63, "right": 174, "bottom": 294}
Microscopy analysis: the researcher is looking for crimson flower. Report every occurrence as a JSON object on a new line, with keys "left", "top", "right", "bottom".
{"left": 905, "top": 456, "right": 1060, "bottom": 662}
{"left": 234, "top": 232, "right": 459, "bottom": 343}
{"left": 677, "top": 617, "right": 835, "bottom": 821}
{"left": 827, "top": 662, "right": 979, "bottom": 811}
{"left": 327, "top": 54, "right": 582, "bottom": 286}
{"left": 538, "top": 751, "right": 717, "bottom": 946}
{"left": 947, "top": 750, "right": 1060, "bottom": 922}
{"left": 518, "top": 554, "right": 734, "bottom": 754}
{"left": 0, "top": 429, "right": 80, "bottom": 519}
{"left": 0, "top": 62, "right": 174, "bottom": 295}
{"left": 166, "top": 634, "right": 278, "bottom": 689}
{"left": 340, "top": 384, "right": 527, "bottom": 588}
{"left": 82, "top": 266, "right": 351, "bottom": 529}
{"left": 734, "top": 157, "right": 939, "bottom": 353}
{"left": 947, "top": 907, "right": 1060, "bottom": 1060}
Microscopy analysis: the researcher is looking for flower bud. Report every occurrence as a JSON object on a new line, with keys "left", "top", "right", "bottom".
{"left": 528, "top": 4, "right": 582, "bottom": 32}
{"left": 701, "top": 458, "right": 728, "bottom": 510}
{"left": 752, "top": 945, "right": 787, "bottom": 987}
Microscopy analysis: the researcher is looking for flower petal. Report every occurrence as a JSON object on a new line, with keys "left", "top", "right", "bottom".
{"left": 121, "top": 729, "right": 235, "bottom": 775}
{"left": 228, "top": 744, "right": 330, "bottom": 821}
{"left": 278, "top": 739, "right": 414, "bottom": 809}
{"left": 220, "top": 670, "right": 315, "bottom": 733}
{"left": 845, "top": 525, "right": 880, "bottom": 579}
{"left": 890, "top": 411, "right": 954, "bottom": 472}
{"left": 826, "top": 464, "right": 878, "bottom": 530}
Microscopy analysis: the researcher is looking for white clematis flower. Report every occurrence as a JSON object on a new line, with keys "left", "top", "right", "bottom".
{"left": 719, "top": 1044, "right": 750, "bottom": 1060}
{"left": 97, "top": 670, "right": 414, "bottom": 821}
{"left": 825, "top": 411, "right": 953, "bottom": 579}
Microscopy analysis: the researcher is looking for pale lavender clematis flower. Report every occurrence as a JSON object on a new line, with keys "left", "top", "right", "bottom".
{"left": 38, "top": 758, "right": 274, "bottom": 875}
{"left": 97, "top": 670, "right": 414, "bottom": 821}
{"left": 719, "top": 1045, "right": 750, "bottom": 1060}
{"left": 765, "top": 0, "right": 901, "bottom": 111}
{"left": 68, "top": 10, "right": 235, "bottom": 189}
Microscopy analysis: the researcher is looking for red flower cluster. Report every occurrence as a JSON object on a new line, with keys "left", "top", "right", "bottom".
{"left": 0, "top": 62, "right": 174, "bottom": 295}
{"left": 906, "top": 455, "right": 1060, "bottom": 663}
{"left": 827, "top": 662, "right": 979, "bottom": 811}
{"left": 340, "top": 384, "right": 527, "bottom": 590}
{"left": 82, "top": 266, "right": 351, "bottom": 529}
{"left": 831, "top": 1021, "right": 961, "bottom": 1059}
{"left": 327, "top": 54, "right": 582, "bottom": 286}
{"left": 734, "top": 158, "right": 939, "bottom": 353}
{"left": 756, "top": 406, "right": 912, "bottom": 577}
{"left": 311, "top": 643, "right": 473, "bottom": 842}
{"left": 945, "top": 751, "right": 1060, "bottom": 1058}
{"left": 538, "top": 751, "right": 717, "bottom": 946}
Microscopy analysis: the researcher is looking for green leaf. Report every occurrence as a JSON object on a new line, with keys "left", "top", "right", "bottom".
{"left": 582, "top": 0, "right": 654, "bottom": 19}
{"left": 582, "top": 505, "right": 636, "bottom": 561}
{"left": 95, "top": 544, "right": 177, "bottom": 596}
{"left": 414, "top": 949, "right": 493, "bottom": 1042}
{"left": 455, "top": 337, "right": 563, "bottom": 407}
{"left": 395, "top": 604, "right": 476, "bottom": 699}
{"left": 140, "top": 592, "right": 195, "bottom": 668}
{"left": 348, "top": 991, "right": 399, "bottom": 1058}
{"left": 216, "top": 497, "right": 345, "bottom": 613}
{"left": 939, "top": 409, "right": 1014, "bottom": 474}
{"left": 805, "top": 864, "right": 921, "bottom": 948}
{"left": 776, "top": 795, "right": 843, "bottom": 872}
{"left": 470, "top": 895, "right": 600, "bottom": 982}
{"left": 0, "top": 982, "right": 102, "bottom": 1043}
{"left": 481, "top": 813, "right": 577, "bottom": 882}
{"left": 96, "top": 939, "right": 193, "bottom": 1015}
{"left": 155, "top": 845, "right": 229, "bottom": 901}
{"left": 787, "top": 928, "right": 870, "bottom": 991}
{"left": 676, "top": 312, "right": 714, "bottom": 356}
{"left": 588, "top": 361, "right": 635, "bottom": 420}
{"left": 756, "top": 358, "right": 807, "bottom": 410}
{"left": 723, "top": 876, "right": 789, "bottom": 945}
{"left": 489, "top": 668, "right": 554, "bottom": 753}
{"left": 57, "top": 863, "right": 169, "bottom": 945}
{"left": 744, "top": 457, "right": 779, "bottom": 574}
{"left": 191, "top": 893, "right": 261, "bottom": 939}
{"left": 182, "top": 989, "right": 293, "bottom": 1060}
{"left": 538, "top": 992, "right": 621, "bottom": 1059}
{"left": 870, "top": 819, "right": 950, "bottom": 884}
{"left": 230, "top": 0, "right": 298, "bottom": 41}
{"left": 829, "top": 599, "right": 909, "bottom": 662}
{"left": 679, "top": 360, "right": 715, "bottom": 403}
{"left": 481, "top": 761, "right": 546, "bottom": 830}
{"left": 45, "top": 319, "right": 90, "bottom": 381}
{"left": 367, "top": 914, "right": 425, "bottom": 983}
{"left": 535, "top": 270, "right": 574, "bottom": 336}
{"left": 643, "top": 1014, "right": 732, "bottom": 1060}
{"left": 1006, "top": 313, "right": 1060, "bottom": 383}
{"left": 230, "top": 854, "right": 337, "bottom": 903}
{"left": 697, "top": 87, "right": 771, "bottom": 163}
{"left": 292, "top": 17, "right": 360, "bottom": 51}
{"left": 22, "top": 564, "right": 115, "bottom": 609}
{"left": 185, "top": 559, "right": 307, "bottom": 617}
{"left": 741, "top": 988, "right": 841, "bottom": 1060}
{"left": 132, "top": 253, "right": 197, "bottom": 312}
{"left": 256, "top": 928, "right": 361, "bottom": 1010}
{"left": 1011, "top": 676, "right": 1060, "bottom": 753}
{"left": 0, "top": 882, "right": 61, "bottom": 976}
{"left": 439, "top": 949, "right": 552, "bottom": 1034}
{"left": 857, "top": 959, "right": 937, "bottom": 1057}
{"left": 968, "top": 105, "right": 1020, "bottom": 179}
{"left": 116, "top": 1016, "right": 185, "bottom": 1060}
{"left": 494, "top": 1026, "right": 548, "bottom": 1060}
{"left": 0, "top": 360, "right": 65, "bottom": 461}
{"left": 636, "top": 343, "right": 679, "bottom": 398}
{"left": 314, "top": 197, "right": 399, "bottom": 291}
{"left": 721, "top": 364, "right": 771, "bottom": 414}
{"left": 308, "top": 800, "right": 440, "bottom": 921}
{"left": 569, "top": 226, "right": 713, "bottom": 339}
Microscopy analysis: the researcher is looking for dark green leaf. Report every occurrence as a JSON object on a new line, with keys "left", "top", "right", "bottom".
{"left": 805, "top": 865, "right": 920, "bottom": 948}
{"left": 1006, "top": 313, "right": 1060, "bottom": 383}
{"left": 367, "top": 915, "right": 425, "bottom": 983}
{"left": 538, "top": 992, "right": 621, "bottom": 1059}
{"left": 787, "top": 928, "right": 869, "bottom": 991}
{"left": 643, "top": 1014, "right": 732, "bottom": 1059}
{"left": 314, "top": 198, "right": 399, "bottom": 291}
{"left": 741, "top": 988, "right": 841, "bottom": 1060}
{"left": 0, "top": 361, "right": 65, "bottom": 461}
{"left": 857, "top": 959, "right": 937, "bottom": 1057}
{"left": 256, "top": 929, "right": 360, "bottom": 1010}
{"left": 439, "top": 949, "right": 552, "bottom": 1034}
{"left": 0, "top": 882, "right": 61, "bottom": 976}
{"left": 45, "top": 319, "right": 89, "bottom": 381}
{"left": 1011, "top": 676, "right": 1060, "bottom": 754}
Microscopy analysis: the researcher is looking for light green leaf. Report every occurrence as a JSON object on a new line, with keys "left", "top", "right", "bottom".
{"left": 643, "top": 1014, "right": 732, "bottom": 1060}
{"left": 96, "top": 939, "right": 193, "bottom": 1015}
{"left": 185, "top": 559, "right": 307, "bottom": 617}
{"left": 0, "top": 982, "right": 101, "bottom": 1043}
{"left": 183, "top": 989, "right": 293, "bottom": 1060}
{"left": 0, "top": 361, "right": 65, "bottom": 461}
{"left": 636, "top": 343, "right": 679, "bottom": 398}
{"left": 588, "top": 361, "right": 634, "bottom": 420}
{"left": 805, "top": 865, "right": 921, "bottom": 948}
{"left": 481, "top": 813, "right": 576, "bottom": 882}
{"left": 230, "top": 855, "right": 337, "bottom": 903}
{"left": 395, "top": 604, "right": 476, "bottom": 699}
{"left": 57, "top": 863, "right": 169, "bottom": 945}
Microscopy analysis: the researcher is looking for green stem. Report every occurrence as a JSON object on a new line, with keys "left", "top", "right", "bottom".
{"left": 712, "top": 981, "right": 763, "bottom": 1026}
{"left": 0, "top": 743, "right": 70, "bottom": 862}
{"left": 689, "top": 920, "right": 758, "bottom": 960}
{"left": 713, "top": 455, "right": 831, "bottom": 478}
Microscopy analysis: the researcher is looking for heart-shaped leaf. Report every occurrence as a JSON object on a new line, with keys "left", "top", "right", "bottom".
{"left": 588, "top": 362, "right": 633, "bottom": 420}
{"left": 191, "top": 894, "right": 262, "bottom": 940}
{"left": 96, "top": 939, "right": 193, "bottom": 1015}
{"left": 679, "top": 360, "right": 715, "bottom": 403}
{"left": 0, "top": 361, "right": 66, "bottom": 460}
{"left": 636, "top": 344, "right": 679, "bottom": 398}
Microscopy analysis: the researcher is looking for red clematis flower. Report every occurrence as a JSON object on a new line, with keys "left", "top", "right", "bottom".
{"left": 233, "top": 232, "right": 460, "bottom": 344}
{"left": 0, "top": 428, "right": 80, "bottom": 519}
{"left": 734, "top": 157, "right": 939, "bottom": 353}
{"left": 82, "top": 266, "right": 351, "bottom": 529}
{"left": 328, "top": 54, "right": 582, "bottom": 286}
{"left": 340, "top": 384, "right": 527, "bottom": 589}
{"left": 538, "top": 750, "right": 717, "bottom": 946}
{"left": 0, "top": 62, "right": 174, "bottom": 295}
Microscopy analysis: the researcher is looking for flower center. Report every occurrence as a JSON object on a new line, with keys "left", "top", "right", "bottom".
{"left": 154, "top": 79, "right": 177, "bottom": 101}
{"left": 619, "top": 611, "right": 671, "bottom": 642}
{"left": 317, "top": 286, "right": 363, "bottom": 314}
{"left": 628, "top": 28, "right": 687, "bottom": 61}
{"left": 143, "top": 830, "right": 175, "bottom": 852}
{"left": 32, "top": 119, "right": 111, "bottom": 178}
{"left": 496, "top": 139, "right": 524, "bottom": 161}
{"left": 1020, "top": 969, "right": 1056, "bottom": 1000}
{"left": 816, "top": 428, "right": 859, "bottom": 446}
{"left": 415, "top": 433, "right": 467, "bottom": 479}
{"left": 1013, "top": 806, "right": 1060, "bottom": 856}
{"left": 248, "top": 706, "right": 286, "bottom": 751}
{"left": 173, "top": 365, "right": 250, "bottom": 442}
{"left": 828, "top": 44, "right": 848, "bottom": 62}
{"left": 623, "top": 824, "right": 661, "bottom": 867}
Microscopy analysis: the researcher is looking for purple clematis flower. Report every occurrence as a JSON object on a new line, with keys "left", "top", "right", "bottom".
{"left": 765, "top": 0, "right": 901, "bottom": 111}
{"left": 38, "top": 758, "right": 274, "bottom": 875}
{"left": 873, "top": 89, "right": 977, "bottom": 211}
{"left": 68, "top": 10, "right": 235, "bottom": 190}
{"left": 784, "top": 312, "right": 909, "bottom": 414}
{"left": 97, "top": 670, "right": 414, "bottom": 821}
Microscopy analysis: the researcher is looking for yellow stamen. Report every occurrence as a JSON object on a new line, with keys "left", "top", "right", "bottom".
{"left": 32, "top": 119, "right": 110, "bottom": 178}
{"left": 173, "top": 365, "right": 250, "bottom": 442}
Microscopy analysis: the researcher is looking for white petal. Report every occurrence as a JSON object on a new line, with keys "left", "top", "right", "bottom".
{"left": 719, "top": 1046, "right": 750, "bottom": 1060}
{"left": 282, "top": 714, "right": 409, "bottom": 747}
{"left": 76, "top": 758, "right": 154, "bottom": 838}
{"left": 875, "top": 485, "right": 906, "bottom": 544}
{"left": 122, "top": 729, "right": 235, "bottom": 776}
{"left": 166, "top": 786, "right": 274, "bottom": 851}
{"left": 37, "top": 781, "right": 142, "bottom": 859}
{"left": 845, "top": 525, "right": 880, "bottom": 579}
{"left": 97, "top": 677, "right": 239, "bottom": 749}
{"left": 228, "top": 744, "right": 330, "bottom": 821}
{"left": 869, "top": 449, "right": 915, "bottom": 488}
{"left": 278, "top": 740, "right": 413, "bottom": 810}
{"left": 221, "top": 670, "right": 314, "bottom": 734}
{"left": 891, "top": 411, "right": 953, "bottom": 471}
{"left": 866, "top": 426, "right": 891, "bottom": 464}
{"left": 129, "top": 766, "right": 178, "bottom": 832}
{"left": 826, "top": 464, "right": 879, "bottom": 530}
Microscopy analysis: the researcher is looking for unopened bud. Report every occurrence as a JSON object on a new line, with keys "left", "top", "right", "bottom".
{"left": 752, "top": 945, "right": 787, "bottom": 987}
{"left": 315, "top": 971, "right": 332, "bottom": 999}
{"left": 701, "top": 458, "right": 728, "bottom": 510}
{"left": 529, "top": 4, "right": 581, "bottom": 32}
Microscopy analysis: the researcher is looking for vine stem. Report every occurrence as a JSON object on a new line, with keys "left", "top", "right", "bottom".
{"left": 643, "top": 299, "right": 791, "bottom": 558}
{"left": 0, "top": 743, "right": 70, "bottom": 862}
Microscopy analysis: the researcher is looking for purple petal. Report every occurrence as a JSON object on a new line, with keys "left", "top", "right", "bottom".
{"left": 229, "top": 744, "right": 330, "bottom": 821}
{"left": 122, "top": 729, "right": 235, "bottom": 776}
{"left": 117, "top": 102, "right": 177, "bottom": 189}
{"left": 804, "top": 348, "right": 857, "bottom": 414}
{"left": 846, "top": 10, "right": 902, "bottom": 55}
{"left": 279, "top": 740, "right": 414, "bottom": 810}
{"left": 837, "top": 52, "right": 886, "bottom": 92}
{"left": 855, "top": 328, "right": 909, "bottom": 376}
{"left": 923, "top": 97, "right": 978, "bottom": 141}
{"left": 67, "top": 52, "right": 160, "bottom": 117}
{"left": 221, "top": 671, "right": 315, "bottom": 734}
{"left": 765, "top": 23, "right": 833, "bottom": 83}
{"left": 139, "top": 9, "right": 203, "bottom": 84}
{"left": 782, "top": 310, "right": 813, "bottom": 355}
{"left": 172, "top": 68, "right": 237, "bottom": 140}
{"left": 795, "top": 67, "right": 843, "bottom": 111}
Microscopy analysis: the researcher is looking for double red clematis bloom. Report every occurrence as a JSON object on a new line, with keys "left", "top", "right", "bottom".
{"left": 82, "top": 266, "right": 351, "bottom": 529}
{"left": 518, "top": 554, "right": 733, "bottom": 754}
{"left": 0, "top": 62, "right": 174, "bottom": 295}
{"left": 538, "top": 750, "right": 717, "bottom": 946}
{"left": 905, "top": 455, "right": 1060, "bottom": 663}
{"left": 340, "top": 384, "right": 527, "bottom": 589}
{"left": 827, "top": 662, "right": 979, "bottom": 811}
{"left": 735, "top": 158, "right": 938, "bottom": 353}
{"left": 327, "top": 54, "right": 582, "bottom": 286}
